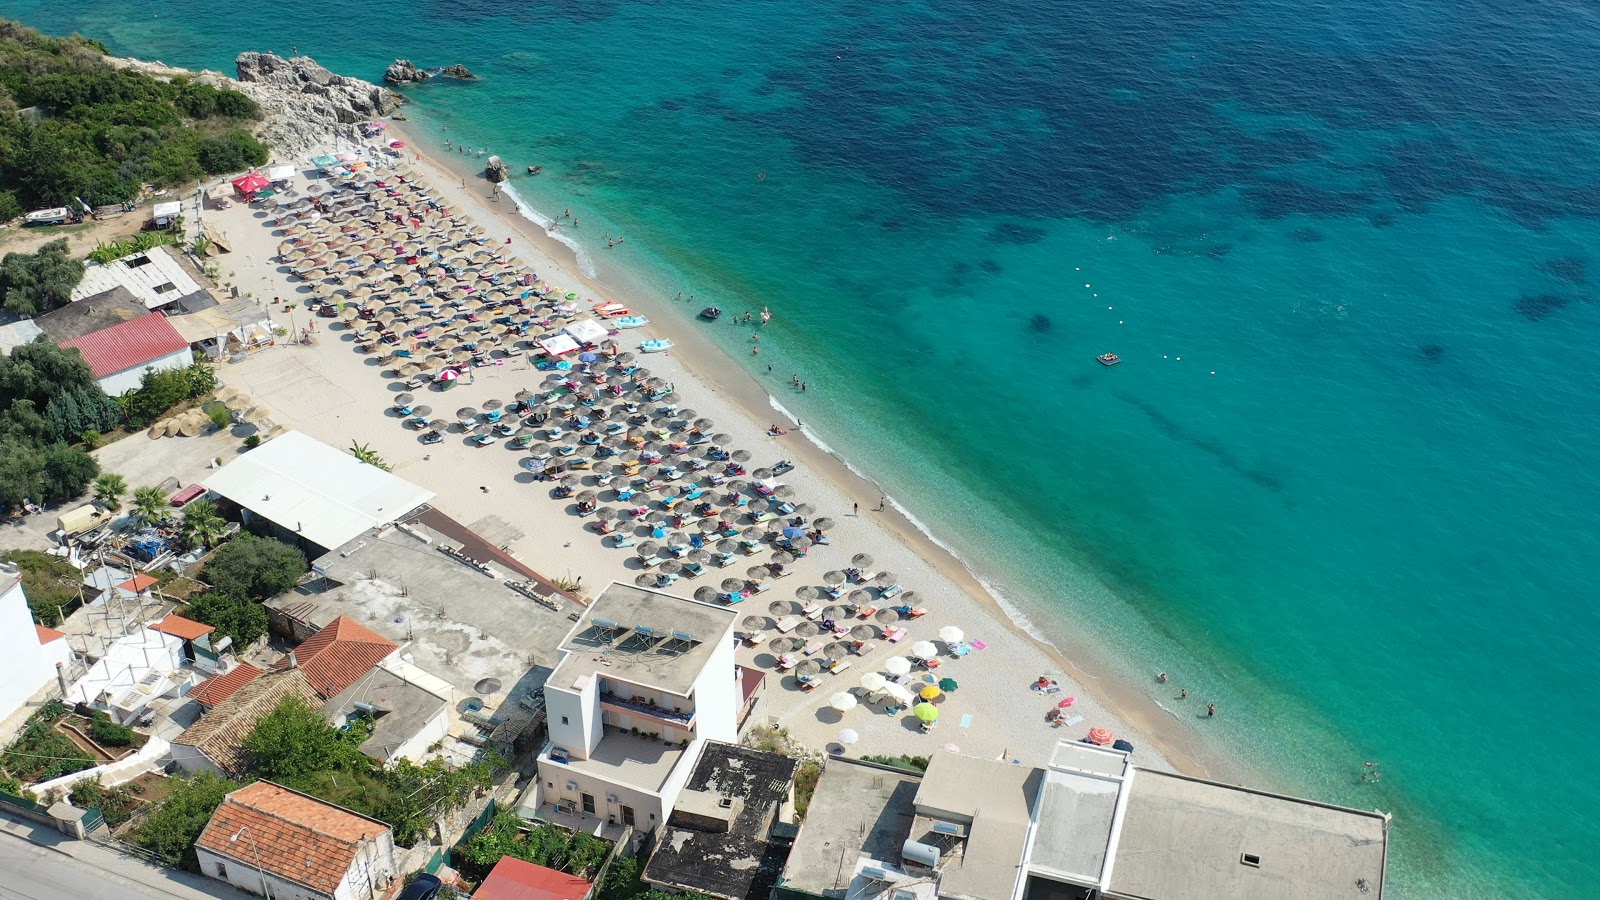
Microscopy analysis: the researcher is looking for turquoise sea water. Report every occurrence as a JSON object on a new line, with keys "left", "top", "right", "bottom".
{"left": 16, "top": 0, "right": 1600, "bottom": 893}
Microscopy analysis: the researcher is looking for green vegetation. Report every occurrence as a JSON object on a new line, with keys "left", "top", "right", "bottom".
{"left": 861, "top": 754, "right": 930, "bottom": 772}
{"left": 181, "top": 533, "right": 305, "bottom": 645}
{"left": 91, "top": 471, "right": 126, "bottom": 509}
{"left": 793, "top": 759, "right": 822, "bottom": 819}
{"left": 349, "top": 441, "right": 392, "bottom": 471}
{"left": 0, "top": 20, "right": 265, "bottom": 213}
{"left": 235, "top": 697, "right": 494, "bottom": 846}
{"left": 205, "top": 401, "right": 231, "bottom": 430}
{"left": 88, "top": 717, "right": 135, "bottom": 747}
{"left": 0, "top": 702, "right": 93, "bottom": 783}
{"left": 182, "top": 589, "right": 267, "bottom": 646}
{"left": 0, "top": 549, "right": 83, "bottom": 626}
{"left": 454, "top": 810, "right": 611, "bottom": 882}
{"left": 129, "top": 485, "right": 168, "bottom": 527}
{"left": 178, "top": 498, "right": 225, "bottom": 549}
{"left": 0, "top": 339, "right": 112, "bottom": 509}
{"left": 0, "top": 239, "right": 84, "bottom": 316}
{"left": 132, "top": 771, "right": 236, "bottom": 871}
{"left": 86, "top": 229, "right": 177, "bottom": 265}
{"left": 117, "top": 362, "right": 216, "bottom": 429}
{"left": 68, "top": 777, "right": 138, "bottom": 827}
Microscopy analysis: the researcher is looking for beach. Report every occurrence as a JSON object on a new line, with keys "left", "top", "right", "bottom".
{"left": 196, "top": 131, "right": 1230, "bottom": 777}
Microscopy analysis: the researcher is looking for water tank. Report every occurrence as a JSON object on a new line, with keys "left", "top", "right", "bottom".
{"left": 902, "top": 840, "right": 940, "bottom": 868}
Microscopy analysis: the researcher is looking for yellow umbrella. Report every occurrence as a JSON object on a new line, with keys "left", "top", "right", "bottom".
{"left": 920, "top": 685, "right": 942, "bottom": 701}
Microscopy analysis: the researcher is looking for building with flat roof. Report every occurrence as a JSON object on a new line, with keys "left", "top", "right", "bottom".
{"left": 71, "top": 246, "right": 205, "bottom": 310}
{"left": 322, "top": 656, "right": 452, "bottom": 764}
{"left": 201, "top": 430, "right": 436, "bottom": 555}
{"left": 642, "top": 741, "right": 798, "bottom": 900}
{"left": 777, "top": 742, "right": 1389, "bottom": 900}
{"left": 0, "top": 566, "right": 75, "bottom": 724}
{"left": 196, "top": 780, "right": 397, "bottom": 900}
{"left": 530, "top": 583, "right": 740, "bottom": 833}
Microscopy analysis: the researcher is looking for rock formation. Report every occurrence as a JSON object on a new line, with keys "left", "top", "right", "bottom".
{"left": 233, "top": 52, "right": 405, "bottom": 158}
{"left": 385, "top": 59, "right": 476, "bottom": 85}
{"left": 484, "top": 155, "right": 511, "bottom": 184}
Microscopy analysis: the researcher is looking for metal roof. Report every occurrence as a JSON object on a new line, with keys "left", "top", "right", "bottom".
{"left": 71, "top": 245, "right": 203, "bottom": 309}
{"left": 58, "top": 311, "right": 189, "bottom": 379}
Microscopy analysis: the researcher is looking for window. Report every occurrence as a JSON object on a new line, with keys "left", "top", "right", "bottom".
{"left": 153, "top": 282, "right": 177, "bottom": 294}
{"left": 581, "top": 793, "right": 596, "bottom": 814}
{"left": 561, "top": 715, "right": 569, "bottom": 725}
{"left": 215, "top": 862, "right": 228, "bottom": 879}
{"left": 621, "top": 805, "right": 636, "bottom": 827}
{"left": 1241, "top": 853, "right": 1262, "bottom": 868}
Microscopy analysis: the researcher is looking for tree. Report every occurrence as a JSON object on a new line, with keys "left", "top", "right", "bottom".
{"left": 201, "top": 533, "right": 306, "bottom": 600}
{"left": 36, "top": 442, "right": 98, "bottom": 503}
{"left": 133, "top": 772, "right": 237, "bottom": 871}
{"left": 118, "top": 363, "right": 217, "bottom": 428}
{"left": 349, "top": 441, "right": 392, "bottom": 471}
{"left": 92, "top": 472, "right": 127, "bottom": 509}
{"left": 206, "top": 402, "right": 231, "bottom": 430}
{"left": 0, "top": 239, "right": 85, "bottom": 316}
{"left": 0, "top": 549, "right": 82, "bottom": 626}
{"left": 0, "top": 338, "right": 98, "bottom": 414}
{"left": 130, "top": 486, "right": 169, "bottom": 528}
{"left": 183, "top": 590, "right": 268, "bottom": 646}
{"left": 242, "top": 696, "right": 365, "bottom": 785}
{"left": 179, "top": 498, "right": 225, "bottom": 549}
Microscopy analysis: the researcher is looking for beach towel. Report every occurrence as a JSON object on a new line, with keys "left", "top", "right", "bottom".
{"left": 1062, "top": 715, "right": 1084, "bottom": 727}
{"left": 970, "top": 639, "right": 988, "bottom": 650}
{"left": 959, "top": 714, "right": 974, "bottom": 729}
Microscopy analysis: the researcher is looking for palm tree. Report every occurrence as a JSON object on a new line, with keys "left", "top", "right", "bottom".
{"left": 130, "top": 487, "right": 170, "bottom": 528}
{"left": 349, "top": 441, "right": 392, "bottom": 471}
{"left": 93, "top": 473, "right": 128, "bottom": 510}
{"left": 181, "top": 499, "right": 226, "bottom": 549}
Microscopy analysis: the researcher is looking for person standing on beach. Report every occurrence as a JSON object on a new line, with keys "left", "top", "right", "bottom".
{"left": 875, "top": 496, "right": 886, "bottom": 511}
{"left": 1180, "top": 688, "right": 1188, "bottom": 699}
{"left": 853, "top": 502, "right": 859, "bottom": 516}
{"left": 1207, "top": 703, "right": 1216, "bottom": 717}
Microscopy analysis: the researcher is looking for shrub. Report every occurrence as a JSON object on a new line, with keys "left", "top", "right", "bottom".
{"left": 89, "top": 718, "right": 135, "bottom": 747}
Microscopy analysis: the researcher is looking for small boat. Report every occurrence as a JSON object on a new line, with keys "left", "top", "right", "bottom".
{"left": 640, "top": 338, "right": 674, "bottom": 353}
{"left": 613, "top": 315, "right": 650, "bottom": 328}
{"left": 527, "top": 165, "right": 542, "bottom": 175}
{"left": 1097, "top": 353, "right": 1121, "bottom": 367}
{"left": 699, "top": 307, "right": 723, "bottom": 321}
{"left": 24, "top": 207, "right": 71, "bottom": 226}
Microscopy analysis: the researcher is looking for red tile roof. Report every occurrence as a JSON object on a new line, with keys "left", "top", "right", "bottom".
{"left": 176, "top": 668, "right": 318, "bottom": 775}
{"left": 150, "top": 613, "right": 214, "bottom": 640}
{"left": 118, "top": 573, "right": 160, "bottom": 593}
{"left": 476, "top": 857, "right": 594, "bottom": 900}
{"left": 189, "top": 662, "right": 264, "bottom": 708}
{"left": 35, "top": 624, "right": 66, "bottom": 645}
{"left": 196, "top": 781, "right": 389, "bottom": 896}
{"left": 59, "top": 312, "right": 188, "bottom": 379}
{"left": 282, "top": 615, "right": 397, "bottom": 699}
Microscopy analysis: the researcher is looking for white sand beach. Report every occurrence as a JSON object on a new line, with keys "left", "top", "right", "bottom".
{"left": 196, "top": 135, "right": 1219, "bottom": 776}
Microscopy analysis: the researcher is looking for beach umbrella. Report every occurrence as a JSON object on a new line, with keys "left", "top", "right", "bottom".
{"left": 913, "top": 702, "right": 940, "bottom": 723}
{"left": 559, "top": 474, "right": 579, "bottom": 488}
{"left": 920, "top": 685, "right": 941, "bottom": 701}
{"left": 939, "top": 626, "right": 965, "bottom": 645}
{"left": 694, "top": 586, "right": 718, "bottom": 603}
{"left": 815, "top": 517, "right": 836, "bottom": 531}
{"left": 484, "top": 398, "right": 504, "bottom": 410}
{"left": 717, "top": 539, "right": 739, "bottom": 553}
{"left": 742, "top": 615, "right": 767, "bottom": 631}
{"left": 775, "top": 485, "right": 796, "bottom": 499}
{"left": 791, "top": 536, "right": 814, "bottom": 550}
{"left": 762, "top": 599, "right": 790, "bottom": 616}
{"left": 428, "top": 418, "right": 448, "bottom": 430}
{"left": 860, "top": 672, "right": 887, "bottom": 692}
{"left": 595, "top": 506, "right": 617, "bottom": 520}
{"left": 837, "top": 728, "right": 860, "bottom": 746}
{"left": 824, "top": 642, "right": 851, "bottom": 660}
{"left": 712, "top": 433, "right": 733, "bottom": 445}
{"left": 635, "top": 573, "right": 657, "bottom": 587}
{"left": 796, "top": 660, "right": 822, "bottom": 677}
{"left": 638, "top": 541, "right": 660, "bottom": 556}
{"left": 794, "top": 503, "right": 816, "bottom": 516}
{"left": 911, "top": 641, "right": 939, "bottom": 660}
{"left": 727, "top": 579, "right": 752, "bottom": 593}
{"left": 456, "top": 406, "right": 478, "bottom": 419}
{"left": 751, "top": 468, "right": 773, "bottom": 480}
{"left": 747, "top": 565, "right": 770, "bottom": 580}
{"left": 939, "top": 677, "right": 959, "bottom": 692}
{"left": 1087, "top": 727, "right": 1115, "bottom": 746}
{"left": 829, "top": 692, "right": 858, "bottom": 712}
{"left": 875, "top": 571, "right": 898, "bottom": 587}
{"left": 732, "top": 449, "right": 753, "bottom": 463}
{"left": 795, "top": 621, "right": 820, "bottom": 638}
{"left": 885, "top": 657, "right": 912, "bottom": 676}
{"left": 411, "top": 405, "right": 433, "bottom": 418}
{"left": 796, "top": 585, "right": 818, "bottom": 601}
{"left": 823, "top": 606, "right": 849, "bottom": 621}
{"left": 853, "top": 553, "right": 875, "bottom": 569}
{"left": 900, "top": 591, "right": 920, "bottom": 606}
{"left": 395, "top": 392, "right": 415, "bottom": 405}
{"left": 874, "top": 608, "right": 899, "bottom": 625}
{"left": 849, "top": 589, "right": 872, "bottom": 605}
{"left": 576, "top": 490, "right": 598, "bottom": 504}
{"left": 660, "top": 559, "right": 682, "bottom": 575}
{"left": 850, "top": 624, "right": 878, "bottom": 640}
{"left": 515, "top": 389, "right": 535, "bottom": 402}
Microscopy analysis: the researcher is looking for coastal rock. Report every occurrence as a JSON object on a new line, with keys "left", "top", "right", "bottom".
{"left": 485, "top": 155, "right": 511, "bottom": 184}
{"left": 233, "top": 52, "right": 406, "bottom": 159}
{"left": 385, "top": 59, "right": 476, "bottom": 85}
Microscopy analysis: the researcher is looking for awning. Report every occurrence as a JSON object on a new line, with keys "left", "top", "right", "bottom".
{"left": 231, "top": 172, "right": 270, "bottom": 194}
{"left": 563, "top": 318, "right": 608, "bottom": 344}
{"left": 152, "top": 201, "right": 182, "bottom": 219}
{"left": 267, "top": 165, "right": 295, "bottom": 182}
{"left": 538, "top": 334, "right": 580, "bottom": 356}
{"left": 311, "top": 154, "right": 339, "bottom": 169}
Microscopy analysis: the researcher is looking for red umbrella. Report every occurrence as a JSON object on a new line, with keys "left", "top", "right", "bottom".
{"left": 1056, "top": 697, "right": 1077, "bottom": 709}
{"left": 232, "top": 172, "right": 271, "bottom": 194}
{"left": 1087, "top": 727, "right": 1114, "bottom": 746}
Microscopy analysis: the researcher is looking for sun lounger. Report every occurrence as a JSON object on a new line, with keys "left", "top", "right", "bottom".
{"left": 828, "top": 659, "right": 852, "bottom": 675}
{"left": 802, "top": 640, "right": 824, "bottom": 656}
{"left": 742, "top": 632, "right": 764, "bottom": 647}
{"left": 856, "top": 605, "right": 878, "bottom": 619}
{"left": 853, "top": 641, "right": 876, "bottom": 656}
{"left": 879, "top": 584, "right": 903, "bottom": 600}
{"left": 802, "top": 603, "right": 824, "bottom": 620}
{"left": 755, "top": 511, "right": 779, "bottom": 524}
{"left": 775, "top": 615, "right": 801, "bottom": 633}
{"left": 885, "top": 627, "right": 909, "bottom": 643}
{"left": 777, "top": 654, "right": 798, "bottom": 671}
{"left": 799, "top": 676, "right": 820, "bottom": 693}
{"left": 951, "top": 643, "right": 972, "bottom": 658}
{"left": 738, "top": 541, "right": 759, "bottom": 555}
{"left": 1062, "top": 715, "right": 1084, "bottom": 728}
{"left": 660, "top": 495, "right": 683, "bottom": 509}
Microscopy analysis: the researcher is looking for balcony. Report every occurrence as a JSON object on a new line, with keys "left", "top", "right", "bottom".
{"left": 599, "top": 690, "right": 694, "bottom": 726}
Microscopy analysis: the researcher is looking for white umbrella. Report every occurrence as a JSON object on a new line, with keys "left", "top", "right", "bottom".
{"left": 911, "top": 641, "right": 939, "bottom": 660}
{"left": 882, "top": 682, "right": 915, "bottom": 705}
{"left": 837, "top": 728, "right": 860, "bottom": 746}
{"left": 829, "top": 692, "right": 858, "bottom": 712}
{"left": 938, "top": 625, "right": 965, "bottom": 645}
{"left": 860, "top": 672, "right": 887, "bottom": 692}
{"left": 884, "top": 657, "right": 912, "bottom": 676}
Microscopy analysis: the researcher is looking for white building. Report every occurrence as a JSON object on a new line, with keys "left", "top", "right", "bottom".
{"left": 71, "top": 245, "right": 204, "bottom": 310}
{"left": 532, "top": 583, "right": 739, "bottom": 832}
{"left": 0, "top": 564, "right": 74, "bottom": 723}
{"left": 65, "top": 627, "right": 186, "bottom": 725}
{"left": 196, "top": 781, "right": 398, "bottom": 900}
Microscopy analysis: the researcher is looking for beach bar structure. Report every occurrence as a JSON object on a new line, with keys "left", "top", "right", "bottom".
{"left": 777, "top": 742, "right": 1389, "bottom": 900}
{"left": 526, "top": 583, "right": 740, "bottom": 834}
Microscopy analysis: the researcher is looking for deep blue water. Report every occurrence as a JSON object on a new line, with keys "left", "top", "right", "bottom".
{"left": 15, "top": 0, "right": 1600, "bottom": 894}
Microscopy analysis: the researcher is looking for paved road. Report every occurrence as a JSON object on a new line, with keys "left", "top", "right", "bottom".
{"left": 0, "top": 817, "right": 249, "bottom": 900}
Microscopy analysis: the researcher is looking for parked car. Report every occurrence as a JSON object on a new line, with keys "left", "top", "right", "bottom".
{"left": 397, "top": 874, "right": 442, "bottom": 900}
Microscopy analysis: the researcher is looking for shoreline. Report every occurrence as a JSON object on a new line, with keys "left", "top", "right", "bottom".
{"left": 386, "top": 120, "right": 1237, "bottom": 782}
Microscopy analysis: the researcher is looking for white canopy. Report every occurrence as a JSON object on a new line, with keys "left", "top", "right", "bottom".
{"left": 267, "top": 165, "right": 295, "bottom": 182}
{"left": 563, "top": 318, "right": 609, "bottom": 344}
{"left": 152, "top": 201, "right": 182, "bottom": 219}
{"left": 538, "top": 334, "right": 580, "bottom": 356}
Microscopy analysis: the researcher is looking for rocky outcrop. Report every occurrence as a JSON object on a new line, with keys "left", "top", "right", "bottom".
{"left": 484, "top": 155, "right": 511, "bottom": 184}
{"left": 385, "top": 59, "right": 476, "bottom": 85}
{"left": 233, "top": 52, "right": 405, "bottom": 158}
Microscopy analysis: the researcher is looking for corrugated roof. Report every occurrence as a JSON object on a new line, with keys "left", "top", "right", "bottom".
{"left": 196, "top": 781, "right": 388, "bottom": 895}
{"left": 189, "top": 662, "right": 264, "bottom": 708}
{"left": 59, "top": 312, "right": 189, "bottom": 380}
{"left": 150, "top": 613, "right": 212, "bottom": 640}
{"left": 71, "top": 245, "right": 202, "bottom": 309}
{"left": 175, "top": 668, "right": 318, "bottom": 775}
{"left": 476, "top": 857, "right": 594, "bottom": 900}
{"left": 283, "top": 615, "right": 397, "bottom": 699}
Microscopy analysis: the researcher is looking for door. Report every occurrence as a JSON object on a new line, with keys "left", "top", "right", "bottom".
{"left": 581, "top": 793, "right": 596, "bottom": 814}
{"left": 621, "top": 805, "right": 636, "bottom": 827}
